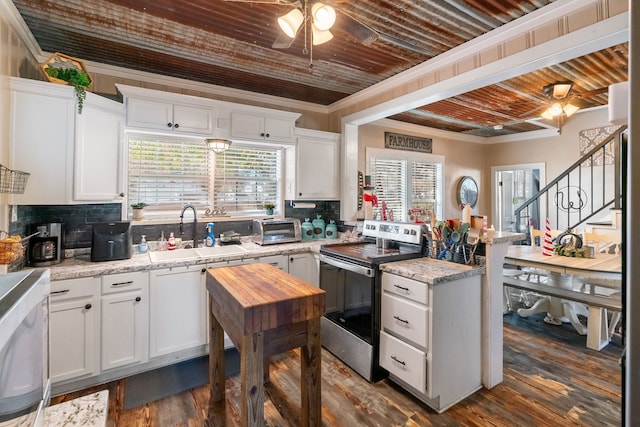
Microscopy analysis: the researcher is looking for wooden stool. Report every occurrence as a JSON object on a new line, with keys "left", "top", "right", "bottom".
{"left": 206, "top": 263, "right": 325, "bottom": 427}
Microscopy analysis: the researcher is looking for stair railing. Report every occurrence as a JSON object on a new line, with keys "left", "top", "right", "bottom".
{"left": 514, "top": 125, "right": 627, "bottom": 238}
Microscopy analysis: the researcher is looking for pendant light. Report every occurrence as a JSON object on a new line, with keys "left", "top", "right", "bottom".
{"left": 206, "top": 138, "right": 232, "bottom": 153}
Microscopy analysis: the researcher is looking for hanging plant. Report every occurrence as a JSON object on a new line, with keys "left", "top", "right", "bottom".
{"left": 40, "top": 52, "right": 92, "bottom": 114}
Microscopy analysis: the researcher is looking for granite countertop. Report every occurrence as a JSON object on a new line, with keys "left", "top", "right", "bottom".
{"left": 44, "top": 390, "right": 108, "bottom": 427}
{"left": 42, "top": 238, "right": 344, "bottom": 281}
{"left": 380, "top": 257, "right": 485, "bottom": 285}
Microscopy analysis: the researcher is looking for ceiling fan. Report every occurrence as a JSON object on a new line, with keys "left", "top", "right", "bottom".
{"left": 224, "top": 0, "right": 380, "bottom": 65}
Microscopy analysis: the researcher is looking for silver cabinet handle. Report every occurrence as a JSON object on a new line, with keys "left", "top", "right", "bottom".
{"left": 390, "top": 355, "right": 406, "bottom": 366}
{"left": 393, "top": 284, "right": 409, "bottom": 291}
{"left": 393, "top": 315, "right": 409, "bottom": 325}
{"left": 51, "top": 289, "right": 70, "bottom": 296}
{"left": 110, "top": 280, "right": 134, "bottom": 288}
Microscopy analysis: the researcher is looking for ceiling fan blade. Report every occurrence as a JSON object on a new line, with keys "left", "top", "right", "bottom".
{"left": 272, "top": 32, "right": 297, "bottom": 49}
{"left": 337, "top": 9, "right": 378, "bottom": 45}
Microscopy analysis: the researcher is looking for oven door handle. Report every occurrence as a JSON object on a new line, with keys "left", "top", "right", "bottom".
{"left": 318, "top": 253, "right": 374, "bottom": 277}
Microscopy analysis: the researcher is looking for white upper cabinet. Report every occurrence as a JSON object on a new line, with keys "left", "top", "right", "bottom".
{"left": 9, "top": 77, "right": 125, "bottom": 205}
{"left": 230, "top": 111, "right": 298, "bottom": 143}
{"left": 286, "top": 128, "right": 341, "bottom": 200}
{"left": 126, "top": 97, "right": 215, "bottom": 136}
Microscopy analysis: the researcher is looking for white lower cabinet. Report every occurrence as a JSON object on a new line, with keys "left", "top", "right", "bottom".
{"left": 288, "top": 253, "right": 319, "bottom": 286}
{"left": 380, "top": 272, "right": 482, "bottom": 413}
{"left": 149, "top": 265, "right": 209, "bottom": 358}
{"left": 50, "top": 277, "right": 101, "bottom": 383}
{"left": 252, "top": 254, "right": 288, "bottom": 271}
{"left": 101, "top": 272, "right": 149, "bottom": 371}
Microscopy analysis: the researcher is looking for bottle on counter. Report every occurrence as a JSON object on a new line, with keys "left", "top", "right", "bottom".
{"left": 158, "top": 231, "right": 167, "bottom": 251}
{"left": 206, "top": 223, "right": 215, "bottom": 247}
{"left": 138, "top": 235, "right": 148, "bottom": 253}
{"left": 167, "top": 232, "right": 177, "bottom": 251}
{"left": 462, "top": 203, "right": 472, "bottom": 224}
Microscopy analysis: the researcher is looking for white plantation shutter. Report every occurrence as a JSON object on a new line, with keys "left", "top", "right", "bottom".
{"left": 128, "top": 134, "right": 283, "bottom": 216}
{"left": 411, "top": 160, "right": 442, "bottom": 220}
{"left": 369, "top": 158, "right": 407, "bottom": 220}
{"left": 213, "top": 145, "right": 281, "bottom": 214}
{"left": 368, "top": 148, "right": 443, "bottom": 222}
{"left": 128, "top": 135, "right": 210, "bottom": 210}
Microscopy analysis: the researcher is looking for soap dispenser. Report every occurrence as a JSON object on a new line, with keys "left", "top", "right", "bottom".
{"left": 167, "top": 232, "right": 177, "bottom": 251}
{"left": 139, "top": 235, "right": 148, "bottom": 253}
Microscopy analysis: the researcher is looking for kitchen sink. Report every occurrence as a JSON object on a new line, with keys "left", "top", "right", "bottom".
{"left": 148, "top": 249, "right": 201, "bottom": 263}
{"left": 195, "top": 245, "right": 249, "bottom": 257}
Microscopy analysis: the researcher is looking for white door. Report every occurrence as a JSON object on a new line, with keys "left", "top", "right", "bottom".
{"left": 491, "top": 163, "right": 546, "bottom": 233}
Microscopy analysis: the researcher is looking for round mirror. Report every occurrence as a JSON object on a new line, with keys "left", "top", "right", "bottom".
{"left": 456, "top": 176, "right": 478, "bottom": 208}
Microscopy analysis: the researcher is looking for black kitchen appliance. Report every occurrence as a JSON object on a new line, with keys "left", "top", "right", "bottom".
{"left": 91, "top": 221, "right": 132, "bottom": 262}
{"left": 27, "top": 222, "right": 64, "bottom": 266}
{"left": 318, "top": 219, "right": 425, "bottom": 382}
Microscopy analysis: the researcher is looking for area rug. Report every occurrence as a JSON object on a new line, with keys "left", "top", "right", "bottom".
{"left": 124, "top": 348, "right": 240, "bottom": 409}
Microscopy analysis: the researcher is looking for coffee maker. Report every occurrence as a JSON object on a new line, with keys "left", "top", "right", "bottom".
{"left": 28, "top": 223, "right": 64, "bottom": 266}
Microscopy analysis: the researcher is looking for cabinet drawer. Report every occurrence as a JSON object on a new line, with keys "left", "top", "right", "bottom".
{"left": 51, "top": 277, "right": 100, "bottom": 300}
{"left": 382, "top": 273, "right": 428, "bottom": 305}
{"left": 380, "top": 331, "right": 427, "bottom": 393}
{"left": 101, "top": 271, "right": 148, "bottom": 295}
{"left": 382, "top": 293, "right": 428, "bottom": 348}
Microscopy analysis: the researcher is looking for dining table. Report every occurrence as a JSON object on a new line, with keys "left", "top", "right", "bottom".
{"left": 503, "top": 245, "right": 622, "bottom": 350}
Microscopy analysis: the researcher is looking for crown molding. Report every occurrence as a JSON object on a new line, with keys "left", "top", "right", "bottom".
{"left": 0, "top": 0, "right": 44, "bottom": 58}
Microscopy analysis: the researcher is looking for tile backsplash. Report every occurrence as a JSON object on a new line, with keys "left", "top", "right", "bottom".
{"left": 11, "top": 199, "right": 341, "bottom": 250}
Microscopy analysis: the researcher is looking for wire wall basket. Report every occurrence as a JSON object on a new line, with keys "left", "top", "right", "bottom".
{"left": 0, "top": 164, "right": 30, "bottom": 194}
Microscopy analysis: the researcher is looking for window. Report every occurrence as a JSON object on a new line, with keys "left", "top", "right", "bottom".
{"left": 213, "top": 144, "right": 281, "bottom": 214}
{"left": 366, "top": 148, "right": 443, "bottom": 222}
{"left": 128, "top": 134, "right": 283, "bottom": 217}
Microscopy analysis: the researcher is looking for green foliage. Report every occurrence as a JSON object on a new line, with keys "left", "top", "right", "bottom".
{"left": 131, "top": 202, "right": 147, "bottom": 209}
{"left": 263, "top": 203, "right": 275, "bottom": 210}
{"left": 45, "top": 67, "right": 91, "bottom": 113}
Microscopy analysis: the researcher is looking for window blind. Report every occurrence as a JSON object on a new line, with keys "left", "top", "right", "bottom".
{"left": 369, "top": 150, "right": 443, "bottom": 222}
{"left": 128, "top": 135, "right": 210, "bottom": 210}
{"left": 213, "top": 145, "right": 281, "bottom": 214}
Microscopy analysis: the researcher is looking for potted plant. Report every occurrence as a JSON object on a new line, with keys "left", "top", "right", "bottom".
{"left": 40, "top": 52, "right": 92, "bottom": 114}
{"left": 263, "top": 203, "right": 275, "bottom": 215}
{"left": 131, "top": 202, "right": 147, "bottom": 220}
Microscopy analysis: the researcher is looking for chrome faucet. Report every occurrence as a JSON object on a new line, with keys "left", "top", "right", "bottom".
{"left": 179, "top": 204, "right": 198, "bottom": 248}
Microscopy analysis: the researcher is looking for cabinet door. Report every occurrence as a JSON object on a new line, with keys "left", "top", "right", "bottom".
{"left": 264, "top": 116, "right": 295, "bottom": 142}
{"left": 173, "top": 104, "right": 215, "bottom": 135}
{"left": 50, "top": 277, "right": 100, "bottom": 384}
{"left": 101, "top": 272, "right": 149, "bottom": 370}
{"left": 296, "top": 137, "right": 339, "bottom": 199}
{"left": 10, "top": 82, "right": 74, "bottom": 205}
{"left": 288, "top": 253, "right": 319, "bottom": 286}
{"left": 74, "top": 94, "right": 125, "bottom": 201}
{"left": 126, "top": 98, "right": 174, "bottom": 131}
{"left": 149, "top": 266, "right": 207, "bottom": 357}
{"left": 230, "top": 111, "right": 265, "bottom": 140}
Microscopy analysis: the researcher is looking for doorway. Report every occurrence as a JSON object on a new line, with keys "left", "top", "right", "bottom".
{"left": 491, "top": 163, "right": 546, "bottom": 234}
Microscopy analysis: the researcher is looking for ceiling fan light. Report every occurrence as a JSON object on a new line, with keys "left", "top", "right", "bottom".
{"left": 552, "top": 82, "right": 573, "bottom": 99}
{"left": 312, "top": 3, "right": 336, "bottom": 31}
{"left": 206, "top": 138, "right": 232, "bottom": 153}
{"left": 278, "top": 8, "right": 304, "bottom": 38}
{"left": 548, "top": 102, "right": 563, "bottom": 116}
{"left": 541, "top": 108, "right": 555, "bottom": 120}
{"left": 563, "top": 103, "right": 579, "bottom": 117}
{"left": 312, "top": 24, "right": 333, "bottom": 45}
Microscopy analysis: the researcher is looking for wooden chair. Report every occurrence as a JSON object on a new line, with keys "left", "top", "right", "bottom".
{"left": 580, "top": 230, "right": 623, "bottom": 344}
{"left": 582, "top": 230, "right": 621, "bottom": 255}
{"left": 530, "top": 226, "right": 561, "bottom": 249}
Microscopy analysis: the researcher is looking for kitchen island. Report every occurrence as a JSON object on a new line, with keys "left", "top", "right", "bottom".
{"left": 379, "top": 258, "right": 485, "bottom": 413}
{"left": 206, "top": 263, "right": 325, "bottom": 426}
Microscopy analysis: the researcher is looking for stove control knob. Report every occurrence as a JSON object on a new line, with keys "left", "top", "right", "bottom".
{"left": 404, "top": 229, "right": 409, "bottom": 234}
{"left": 411, "top": 230, "right": 417, "bottom": 235}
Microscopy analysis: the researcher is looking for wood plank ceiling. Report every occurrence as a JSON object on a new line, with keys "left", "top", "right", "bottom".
{"left": 12, "top": 0, "right": 628, "bottom": 137}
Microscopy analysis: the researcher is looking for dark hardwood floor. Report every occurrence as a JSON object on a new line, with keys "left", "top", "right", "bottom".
{"left": 52, "top": 312, "right": 622, "bottom": 426}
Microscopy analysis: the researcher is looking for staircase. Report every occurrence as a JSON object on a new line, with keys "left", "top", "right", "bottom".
{"left": 514, "top": 125, "right": 627, "bottom": 239}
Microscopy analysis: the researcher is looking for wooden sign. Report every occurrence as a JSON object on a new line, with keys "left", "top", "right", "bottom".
{"left": 384, "top": 132, "right": 432, "bottom": 153}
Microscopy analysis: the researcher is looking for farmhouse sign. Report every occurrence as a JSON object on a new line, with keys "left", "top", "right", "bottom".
{"left": 384, "top": 132, "right": 432, "bottom": 153}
